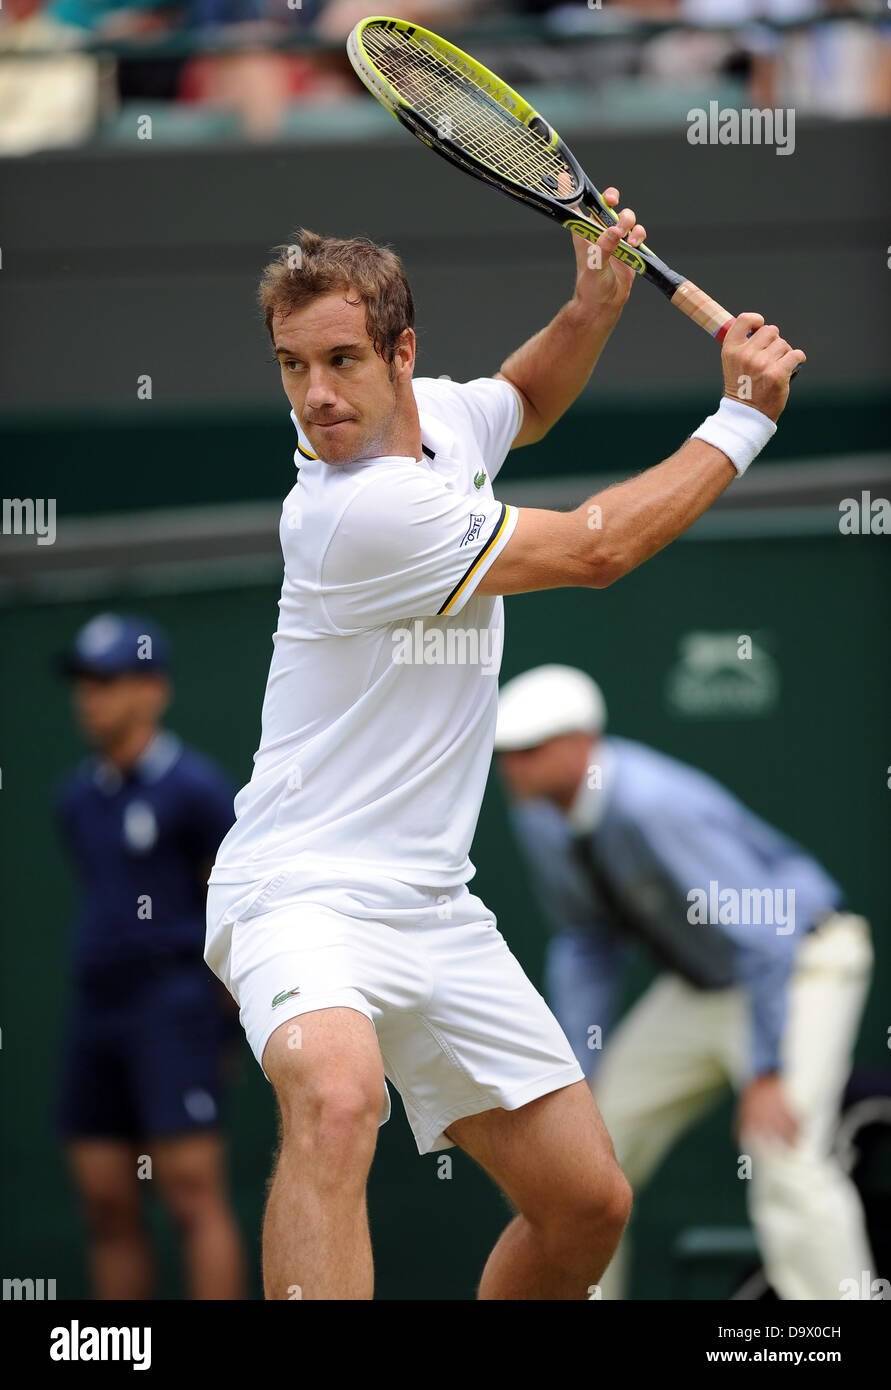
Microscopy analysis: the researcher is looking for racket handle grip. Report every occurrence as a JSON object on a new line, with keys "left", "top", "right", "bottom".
{"left": 670, "top": 279, "right": 735, "bottom": 341}
{"left": 671, "top": 280, "right": 801, "bottom": 380}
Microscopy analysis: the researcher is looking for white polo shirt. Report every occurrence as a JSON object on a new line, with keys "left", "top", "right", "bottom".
{"left": 209, "top": 374, "right": 523, "bottom": 896}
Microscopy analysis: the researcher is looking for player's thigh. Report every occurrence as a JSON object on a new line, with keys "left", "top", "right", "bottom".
{"left": 446, "top": 1079, "right": 628, "bottom": 1222}
{"left": 263, "top": 1005, "right": 387, "bottom": 1134}
{"left": 67, "top": 1140, "right": 143, "bottom": 1227}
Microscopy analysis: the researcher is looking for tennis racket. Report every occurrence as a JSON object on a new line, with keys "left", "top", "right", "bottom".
{"left": 347, "top": 17, "right": 756, "bottom": 352}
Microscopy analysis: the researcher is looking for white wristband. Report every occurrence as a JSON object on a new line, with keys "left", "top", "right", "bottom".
{"left": 691, "top": 396, "right": 776, "bottom": 477}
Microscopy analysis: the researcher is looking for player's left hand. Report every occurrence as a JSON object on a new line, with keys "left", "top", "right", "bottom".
{"left": 734, "top": 1073, "right": 800, "bottom": 1147}
{"left": 569, "top": 184, "right": 647, "bottom": 315}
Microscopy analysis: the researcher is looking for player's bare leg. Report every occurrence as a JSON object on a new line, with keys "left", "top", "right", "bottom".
{"left": 153, "top": 1132, "right": 246, "bottom": 1300}
{"left": 446, "top": 1080, "right": 631, "bottom": 1300}
{"left": 261, "top": 1007, "right": 385, "bottom": 1300}
{"left": 67, "top": 1140, "right": 152, "bottom": 1299}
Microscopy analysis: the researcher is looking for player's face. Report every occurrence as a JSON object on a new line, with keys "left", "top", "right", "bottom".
{"left": 71, "top": 674, "right": 168, "bottom": 748}
{"left": 499, "top": 733, "right": 592, "bottom": 807}
{"left": 273, "top": 291, "right": 414, "bottom": 466}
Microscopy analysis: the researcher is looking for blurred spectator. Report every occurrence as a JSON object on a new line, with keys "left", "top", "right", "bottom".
{"left": 179, "top": 1, "right": 353, "bottom": 139}
{"left": 54, "top": 613, "right": 246, "bottom": 1300}
{"left": 2, "top": 0, "right": 887, "bottom": 152}
{"left": 740, "top": 0, "right": 891, "bottom": 115}
{"left": 542, "top": 0, "right": 891, "bottom": 117}
{"left": 314, "top": 0, "right": 478, "bottom": 42}
{"left": 48, "top": 0, "right": 180, "bottom": 30}
{"left": 0, "top": 0, "right": 100, "bottom": 155}
{"left": 649, "top": 0, "right": 891, "bottom": 115}
{"left": 495, "top": 665, "right": 875, "bottom": 1300}
{"left": 46, "top": 0, "right": 187, "bottom": 103}
{"left": 177, "top": 0, "right": 485, "bottom": 137}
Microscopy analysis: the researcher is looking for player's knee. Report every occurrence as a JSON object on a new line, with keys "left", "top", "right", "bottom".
{"left": 579, "top": 1169, "right": 631, "bottom": 1245}
{"left": 601, "top": 1167, "right": 633, "bottom": 1236}
{"left": 277, "top": 1074, "right": 382, "bottom": 1176}
{"left": 539, "top": 1165, "right": 632, "bottom": 1261}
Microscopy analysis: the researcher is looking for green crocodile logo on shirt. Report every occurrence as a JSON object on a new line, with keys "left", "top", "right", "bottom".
{"left": 473, "top": 469, "right": 486, "bottom": 489}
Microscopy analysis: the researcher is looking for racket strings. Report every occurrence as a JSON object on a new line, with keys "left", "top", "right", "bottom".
{"left": 364, "top": 26, "right": 580, "bottom": 195}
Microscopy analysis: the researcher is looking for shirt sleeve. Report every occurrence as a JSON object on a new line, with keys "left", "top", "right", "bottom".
{"left": 321, "top": 464, "right": 517, "bottom": 632}
{"left": 734, "top": 949, "right": 794, "bottom": 1078}
{"left": 421, "top": 376, "right": 524, "bottom": 481}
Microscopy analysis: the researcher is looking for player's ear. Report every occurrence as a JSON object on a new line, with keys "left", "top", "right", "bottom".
{"left": 391, "top": 327, "right": 416, "bottom": 379}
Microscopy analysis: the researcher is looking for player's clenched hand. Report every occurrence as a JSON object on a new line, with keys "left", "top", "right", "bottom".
{"left": 565, "top": 181, "right": 647, "bottom": 315}
{"left": 721, "top": 313, "right": 806, "bottom": 423}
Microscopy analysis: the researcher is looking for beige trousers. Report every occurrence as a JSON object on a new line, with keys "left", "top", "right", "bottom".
{"left": 593, "top": 914, "right": 875, "bottom": 1300}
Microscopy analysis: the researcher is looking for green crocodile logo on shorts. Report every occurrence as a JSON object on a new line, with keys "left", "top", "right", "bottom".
{"left": 473, "top": 469, "right": 486, "bottom": 489}
{"left": 272, "top": 986, "right": 301, "bottom": 1008}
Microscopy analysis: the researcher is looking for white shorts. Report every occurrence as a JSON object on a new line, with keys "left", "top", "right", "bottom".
{"left": 205, "top": 866, "right": 583, "bottom": 1155}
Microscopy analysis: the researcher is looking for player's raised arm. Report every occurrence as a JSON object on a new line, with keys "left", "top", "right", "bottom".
{"left": 477, "top": 314, "right": 805, "bottom": 595}
{"left": 496, "top": 193, "right": 645, "bottom": 449}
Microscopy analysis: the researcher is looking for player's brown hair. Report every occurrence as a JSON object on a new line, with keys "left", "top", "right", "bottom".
{"left": 259, "top": 229, "right": 415, "bottom": 365}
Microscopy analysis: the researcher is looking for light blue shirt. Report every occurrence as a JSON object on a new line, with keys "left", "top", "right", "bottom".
{"left": 510, "top": 736, "right": 843, "bottom": 1080}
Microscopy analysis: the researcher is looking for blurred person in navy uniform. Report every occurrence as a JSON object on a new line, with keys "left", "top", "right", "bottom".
{"left": 495, "top": 664, "right": 874, "bottom": 1300}
{"left": 54, "top": 613, "right": 246, "bottom": 1300}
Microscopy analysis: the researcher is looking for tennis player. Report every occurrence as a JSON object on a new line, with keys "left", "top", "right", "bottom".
{"left": 205, "top": 201, "right": 805, "bottom": 1299}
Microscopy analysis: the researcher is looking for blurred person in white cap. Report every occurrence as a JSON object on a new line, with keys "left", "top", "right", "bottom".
{"left": 495, "top": 664, "right": 874, "bottom": 1300}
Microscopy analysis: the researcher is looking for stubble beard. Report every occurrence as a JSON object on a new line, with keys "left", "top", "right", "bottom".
{"left": 329, "top": 377, "right": 400, "bottom": 466}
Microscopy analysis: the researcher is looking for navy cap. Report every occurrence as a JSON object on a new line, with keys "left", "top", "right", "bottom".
{"left": 58, "top": 613, "right": 171, "bottom": 678}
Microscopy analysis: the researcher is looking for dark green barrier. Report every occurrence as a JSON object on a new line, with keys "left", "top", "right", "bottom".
{"left": 2, "top": 387, "right": 888, "bottom": 519}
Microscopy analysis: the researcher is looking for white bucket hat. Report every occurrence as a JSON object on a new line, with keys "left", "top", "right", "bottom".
{"left": 494, "top": 664, "right": 607, "bottom": 751}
